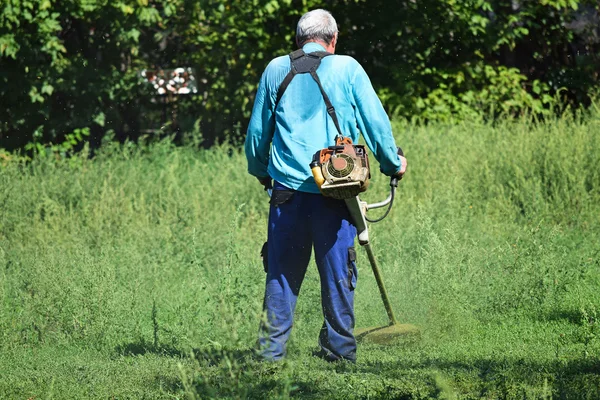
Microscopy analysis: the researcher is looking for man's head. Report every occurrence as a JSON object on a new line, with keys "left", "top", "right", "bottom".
{"left": 296, "top": 9, "right": 338, "bottom": 52}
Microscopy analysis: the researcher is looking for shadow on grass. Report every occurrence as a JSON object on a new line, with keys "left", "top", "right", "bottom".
{"left": 542, "top": 308, "right": 587, "bottom": 324}
{"left": 116, "top": 339, "right": 599, "bottom": 398}
{"left": 359, "top": 355, "right": 600, "bottom": 398}
{"left": 115, "top": 339, "right": 258, "bottom": 362}
{"left": 115, "top": 339, "right": 185, "bottom": 358}
{"left": 190, "top": 346, "right": 257, "bottom": 366}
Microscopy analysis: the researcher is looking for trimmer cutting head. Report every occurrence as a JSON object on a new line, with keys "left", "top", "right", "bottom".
{"left": 355, "top": 323, "right": 420, "bottom": 345}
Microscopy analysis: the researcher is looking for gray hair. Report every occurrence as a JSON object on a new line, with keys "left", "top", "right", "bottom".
{"left": 296, "top": 9, "right": 338, "bottom": 46}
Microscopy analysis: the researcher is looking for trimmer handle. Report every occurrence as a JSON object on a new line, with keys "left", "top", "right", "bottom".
{"left": 390, "top": 147, "right": 404, "bottom": 188}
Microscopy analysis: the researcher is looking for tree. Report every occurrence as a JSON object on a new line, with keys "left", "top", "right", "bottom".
{"left": 1, "top": 0, "right": 598, "bottom": 152}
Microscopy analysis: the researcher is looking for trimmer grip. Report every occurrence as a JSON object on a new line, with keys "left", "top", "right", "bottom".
{"left": 391, "top": 146, "right": 404, "bottom": 186}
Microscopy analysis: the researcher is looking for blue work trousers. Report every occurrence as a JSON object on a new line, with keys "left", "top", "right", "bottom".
{"left": 258, "top": 182, "right": 358, "bottom": 361}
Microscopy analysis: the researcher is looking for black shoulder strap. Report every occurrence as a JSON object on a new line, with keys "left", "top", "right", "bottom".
{"left": 273, "top": 49, "right": 344, "bottom": 137}
{"left": 308, "top": 68, "right": 343, "bottom": 138}
{"left": 273, "top": 50, "right": 305, "bottom": 111}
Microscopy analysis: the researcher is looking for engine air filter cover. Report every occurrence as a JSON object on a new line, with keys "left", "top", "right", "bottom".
{"left": 328, "top": 154, "right": 355, "bottom": 178}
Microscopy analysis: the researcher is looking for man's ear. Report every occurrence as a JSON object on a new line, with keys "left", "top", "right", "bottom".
{"left": 331, "top": 33, "right": 338, "bottom": 51}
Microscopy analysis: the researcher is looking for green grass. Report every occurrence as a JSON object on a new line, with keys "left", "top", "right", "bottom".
{"left": 1, "top": 112, "right": 600, "bottom": 399}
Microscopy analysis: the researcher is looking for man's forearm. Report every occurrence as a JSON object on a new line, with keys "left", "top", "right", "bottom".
{"left": 245, "top": 75, "right": 273, "bottom": 178}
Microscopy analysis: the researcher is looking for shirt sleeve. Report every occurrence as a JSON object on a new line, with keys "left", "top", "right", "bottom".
{"left": 245, "top": 70, "right": 275, "bottom": 178}
{"left": 350, "top": 63, "right": 402, "bottom": 176}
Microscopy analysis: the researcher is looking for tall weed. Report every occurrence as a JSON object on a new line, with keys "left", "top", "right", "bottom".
{"left": 1, "top": 113, "right": 599, "bottom": 398}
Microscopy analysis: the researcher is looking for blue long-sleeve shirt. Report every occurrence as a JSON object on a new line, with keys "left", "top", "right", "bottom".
{"left": 245, "top": 42, "right": 402, "bottom": 194}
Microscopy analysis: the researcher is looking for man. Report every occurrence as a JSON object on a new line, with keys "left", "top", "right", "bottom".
{"left": 245, "top": 9, "right": 407, "bottom": 362}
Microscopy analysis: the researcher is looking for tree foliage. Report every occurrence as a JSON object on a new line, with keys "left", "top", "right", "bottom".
{"left": 337, "top": 0, "right": 599, "bottom": 120}
{"left": 0, "top": 0, "right": 598, "bottom": 151}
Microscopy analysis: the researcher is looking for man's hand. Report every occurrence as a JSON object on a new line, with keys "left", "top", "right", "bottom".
{"left": 257, "top": 176, "right": 272, "bottom": 191}
{"left": 395, "top": 156, "right": 407, "bottom": 178}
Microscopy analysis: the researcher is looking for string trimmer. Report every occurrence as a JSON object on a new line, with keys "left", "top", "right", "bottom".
{"left": 310, "top": 135, "right": 418, "bottom": 344}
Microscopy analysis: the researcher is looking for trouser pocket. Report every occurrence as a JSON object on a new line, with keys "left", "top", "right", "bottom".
{"left": 347, "top": 247, "right": 358, "bottom": 290}
{"left": 269, "top": 189, "right": 295, "bottom": 207}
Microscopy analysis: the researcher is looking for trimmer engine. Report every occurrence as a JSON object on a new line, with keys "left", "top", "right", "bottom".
{"left": 310, "top": 136, "right": 370, "bottom": 200}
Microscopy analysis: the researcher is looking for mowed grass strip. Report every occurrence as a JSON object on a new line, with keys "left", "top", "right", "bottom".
{"left": 1, "top": 113, "right": 599, "bottom": 399}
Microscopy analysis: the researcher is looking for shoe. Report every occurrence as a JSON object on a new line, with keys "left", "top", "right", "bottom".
{"left": 312, "top": 348, "right": 356, "bottom": 363}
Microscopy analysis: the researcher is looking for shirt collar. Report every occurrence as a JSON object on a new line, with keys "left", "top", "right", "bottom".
{"left": 302, "top": 42, "right": 327, "bottom": 53}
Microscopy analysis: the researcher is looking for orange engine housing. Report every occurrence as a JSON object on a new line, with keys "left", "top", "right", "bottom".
{"left": 310, "top": 136, "right": 370, "bottom": 200}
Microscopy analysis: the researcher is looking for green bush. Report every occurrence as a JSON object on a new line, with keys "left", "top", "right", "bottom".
{"left": 1, "top": 0, "right": 598, "bottom": 151}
